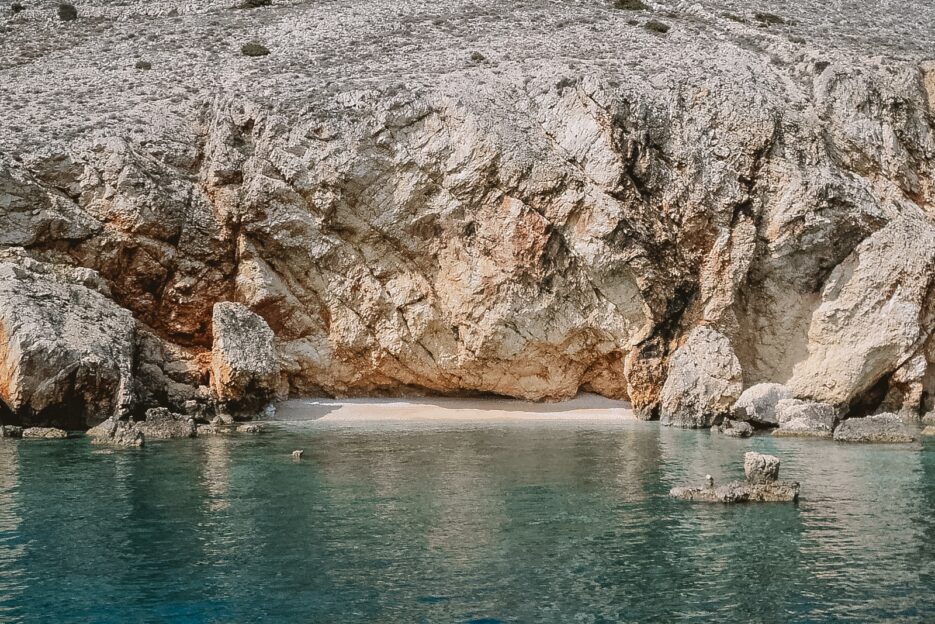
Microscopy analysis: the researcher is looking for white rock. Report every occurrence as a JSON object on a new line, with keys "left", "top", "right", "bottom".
{"left": 211, "top": 302, "right": 281, "bottom": 413}
{"left": 660, "top": 327, "right": 742, "bottom": 428}
{"left": 732, "top": 383, "right": 793, "bottom": 426}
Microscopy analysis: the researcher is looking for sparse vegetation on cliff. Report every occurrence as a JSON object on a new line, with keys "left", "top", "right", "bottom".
{"left": 613, "top": 0, "right": 647, "bottom": 10}
{"left": 241, "top": 42, "right": 270, "bottom": 57}
{"left": 57, "top": 2, "right": 76, "bottom": 21}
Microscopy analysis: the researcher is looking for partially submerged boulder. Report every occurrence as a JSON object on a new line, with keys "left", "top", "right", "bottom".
{"left": 833, "top": 413, "right": 918, "bottom": 443}
{"left": 772, "top": 399, "right": 836, "bottom": 438}
{"left": 21, "top": 427, "right": 69, "bottom": 439}
{"left": 0, "top": 254, "right": 135, "bottom": 429}
{"left": 670, "top": 481, "right": 800, "bottom": 503}
{"left": 0, "top": 425, "right": 23, "bottom": 438}
{"left": 660, "top": 327, "right": 742, "bottom": 428}
{"left": 87, "top": 419, "right": 145, "bottom": 447}
{"left": 732, "top": 383, "right": 792, "bottom": 426}
{"left": 210, "top": 302, "right": 280, "bottom": 415}
{"left": 137, "top": 407, "right": 196, "bottom": 439}
{"left": 88, "top": 408, "right": 194, "bottom": 445}
{"left": 716, "top": 418, "right": 753, "bottom": 438}
{"left": 670, "top": 452, "right": 798, "bottom": 503}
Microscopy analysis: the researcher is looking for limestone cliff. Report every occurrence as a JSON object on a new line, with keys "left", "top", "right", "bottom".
{"left": 1, "top": 0, "right": 934, "bottom": 429}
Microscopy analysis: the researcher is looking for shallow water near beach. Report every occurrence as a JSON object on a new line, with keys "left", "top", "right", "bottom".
{"left": 1, "top": 414, "right": 933, "bottom": 623}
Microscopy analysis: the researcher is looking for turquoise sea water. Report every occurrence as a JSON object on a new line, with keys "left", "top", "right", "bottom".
{"left": 0, "top": 418, "right": 933, "bottom": 623}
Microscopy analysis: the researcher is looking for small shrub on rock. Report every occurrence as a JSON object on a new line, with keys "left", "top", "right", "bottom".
{"left": 241, "top": 42, "right": 270, "bottom": 57}
{"left": 614, "top": 0, "right": 647, "bottom": 9}
{"left": 135, "top": 60, "right": 152, "bottom": 70}
{"left": 754, "top": 12, "right": 785, "bottom": 26}
{"left": 644, "top": 19, "right": 669, "bottom": 33}
{"left": 240, "top": 0, "right": 271, "bottom": 7}
{"left": 470, "top": 51, "right": 485, "bottom": 63}
{"left": 11, "top": 2, "right": 24, "bottom": 14}
{"left": 57, "top": 2, "right": 76, "bottom": 21}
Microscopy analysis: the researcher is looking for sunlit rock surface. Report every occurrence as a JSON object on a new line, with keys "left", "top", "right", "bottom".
{"left": 1, "top": 0, "right": 934, "bottom": 424}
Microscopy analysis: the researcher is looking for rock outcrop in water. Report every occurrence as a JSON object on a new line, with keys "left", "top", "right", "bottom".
{"left": 1, "top": 0, "right": 935, "bottom": 431}
{"left": 670, "top": 452, "right": 800, "bottom": 503}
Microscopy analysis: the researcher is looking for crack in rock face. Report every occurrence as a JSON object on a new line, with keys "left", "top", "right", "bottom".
{"left": 1, "top": 0, "right": 935, "bottom": 430}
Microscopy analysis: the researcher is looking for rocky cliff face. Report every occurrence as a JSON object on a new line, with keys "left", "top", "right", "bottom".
{"left": 2, "top": 0, "right": 934, "bottom": 428}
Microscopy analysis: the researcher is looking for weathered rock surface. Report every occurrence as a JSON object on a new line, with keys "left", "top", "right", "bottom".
{"left": 832, "top": 413, "right": 918, "bottom": 444}
{"left": 137, "top": 407, "right": 196, "bottom": 440}
{"left": 211, "top": 303, "right": 280, "bottom": 414}
{"left": 21, "top": 427, "right": 69, "bottom": 439}
{"left": 716, "top": 419, "right": 753, "bottom": 438}
{"left": 660, "top": 327, "right": 742, "bottom": 428}
{"left": 0, "top": 253, "right": 135, "bottom": 429}
{"left": 88, "top": 407, "right": 194, "bottom": 445}
{"left": 670, "top": 481, "right": 800, "bottom": 503}
{"left": 744, "top": 452, "right": 781, "bottom": 484}
{"left": 87, "top": 419, "right": 145, "bottom": 447}
{"left": 0, "top": 425, "right": 23, "bottom": 438}
{"left": 732, "top": 384, "right": 792, "bottom": 426}
{"left": 2, "top": 0, "right": 935, "bottom": 424}
{"left": 772, "top": 399, "right": 837, "bottom": 438}
{"left": 670, "top": 452, "right": 798, "bottom": 503}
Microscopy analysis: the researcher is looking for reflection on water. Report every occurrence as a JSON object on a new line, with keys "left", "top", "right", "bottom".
{"left": 0, "top": 442, "right": 24, "bottom": 622}
{"left": 0, "top": 422, "right": 933, "bottom": 622}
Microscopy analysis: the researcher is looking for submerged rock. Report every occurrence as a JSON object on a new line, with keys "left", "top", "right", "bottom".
{"left": 732, "top": 383, "right": 792, "bottom": 426}
{"left": 833, "top": 413, "right": 918, "bottom": 443}
{"left": 772, "top": 399, "right": 836, "bottom": 438}
{"left": 21, "top": 427, "right": 69, "bottom": 439}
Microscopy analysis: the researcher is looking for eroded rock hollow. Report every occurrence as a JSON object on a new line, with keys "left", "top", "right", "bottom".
{"left": 2, "top": 0, "right": 934, "bottom": 430}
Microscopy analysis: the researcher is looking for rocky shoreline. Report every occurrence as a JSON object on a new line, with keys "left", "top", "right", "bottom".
{"left": 2, "top": 1, "right": 935, "bottom": 439}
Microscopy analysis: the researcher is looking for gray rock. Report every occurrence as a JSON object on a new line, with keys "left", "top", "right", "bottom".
{"left": 236, "top": 423, "right": 264, "bottom": 434}
{"left": 138, "top": 408, "right": 196, "bottom": 439}
{"left": 21, "top": 427, "right": 69, "bottom": 439}
{"left": 732, "top": 383, "right": 792, "bottom": 426}
{"left": 833, "top": 413, "right": 918, "bottom": 443}
{"left": 0, "top": 254, "right": 135, "bottom": 428}
{"left": 669, "top": 481, "right": 800, "bottom": 503}
{"left": 211, "top": 302, "right": 281, "bottom": 414}
{"left": 0, "top": 425, "right": 23, "bottom": 438}
{"left": 716, "top": 419, "right": 753, "bottom": 438}
{"left": 744, "top": 452, "right": 780, "bottom": 484}
{"left": 660, "top": 327, "right": 742, "bottom": 428}
{"left": 772, "top": 399, "right": 836, "bottom": 438}
{"left": 196, "top": 424, "right": 223, "bottom": 436}
{"left": 86, "top": 419, "right": 144, "bottom": 447}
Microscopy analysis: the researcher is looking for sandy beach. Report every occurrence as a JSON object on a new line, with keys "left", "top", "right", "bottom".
{"left": 274, "top": 393, "right": 635, "bottom": 424}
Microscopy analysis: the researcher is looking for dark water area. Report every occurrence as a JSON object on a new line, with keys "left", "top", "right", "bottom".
{"left": 0, "top": 419, "right": 933, "bottom": 623}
